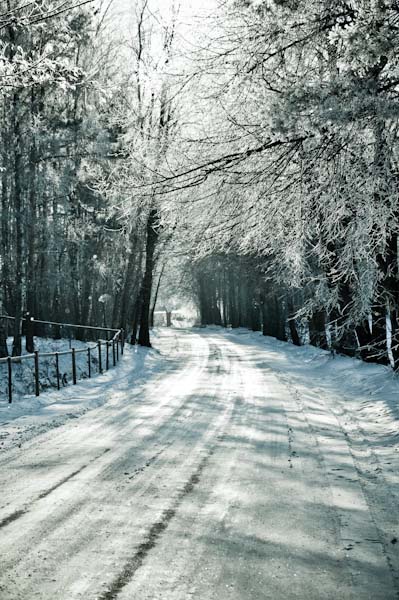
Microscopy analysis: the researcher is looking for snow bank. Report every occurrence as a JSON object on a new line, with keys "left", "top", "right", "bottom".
{"left": 0, "top": 341, "right": 166, "bottom": 452}
{"left": 0, "top": 336, "right": 103, "bottom": 402}
{"left": 222, "top": 328, "right": 399, "bottom": 464}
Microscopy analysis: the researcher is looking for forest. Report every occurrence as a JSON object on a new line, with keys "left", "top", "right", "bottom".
{"left": 1, "top": 0, "right": 399, "bottom": 370}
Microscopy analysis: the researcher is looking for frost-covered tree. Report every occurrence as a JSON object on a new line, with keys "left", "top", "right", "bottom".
{"left": 162, "top": 0, "right": 399, "bottom": 366}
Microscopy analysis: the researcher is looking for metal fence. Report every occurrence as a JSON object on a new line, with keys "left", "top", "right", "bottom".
{"left": 0, "top": 316, "right": 125, "bottom": 404}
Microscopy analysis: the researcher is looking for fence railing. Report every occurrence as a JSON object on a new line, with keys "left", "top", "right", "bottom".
{"left": 0, "top": 316, "right": 125, "bottom": 404}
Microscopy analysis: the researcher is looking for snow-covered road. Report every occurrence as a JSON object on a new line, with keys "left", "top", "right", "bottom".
{"left": 0, "top": 329, "right": 398, "bottom": 599}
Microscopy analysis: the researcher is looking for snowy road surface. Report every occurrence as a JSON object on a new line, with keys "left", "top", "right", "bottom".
{"left": 1, "top": 329, "right": 399, "bottom": 599}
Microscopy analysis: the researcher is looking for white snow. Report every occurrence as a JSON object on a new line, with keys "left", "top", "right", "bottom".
{"left": 222, "top": 326, "right": 399, "bottom": 467}
{"left": 2, "top": 327, "right": 399, "bottom": 468}
{"left": 0, "top": 328, "right": 398, "bottom": 599}
{"left": 1, "top": 336, "right": 102, "bottom": 401}
{"left": 0, "top": 339, "right": 166, "bottom": 452}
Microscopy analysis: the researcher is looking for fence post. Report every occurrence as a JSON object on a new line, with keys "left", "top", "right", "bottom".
{"left": 116, "top": 337, "right": 119, "bottom": 361}
{"left": 88, "top": 347, "right": 91, "bottom": 378}
{"left": 72, "top": 348, "right": 77, "bottom": 384}
{"left": 112, "top": 340, "right": 116, "bottom": 367}
{"left": 55, "top": 353, "right": 60, "bottom": 390}
{"left": 106, "top": 341, "right": 109, "bottom": 370}
{"left": 121, "top": 329, "right": 124, "bottom": 355}
{"left": 7, "top": 357, "right": 12, "bottom": 404}
{"left": 34, "top": 351, "right": 40, "bottom": 397}
{"left": 98, "top": 340, "right": 102, "bottom": 374}
{"left": 26, "top": 314, "right": 35, "bottom": 354}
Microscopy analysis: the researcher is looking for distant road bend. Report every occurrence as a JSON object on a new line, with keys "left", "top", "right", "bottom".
{"left": 0, "top": 329, "right": 398, "bottom": 599}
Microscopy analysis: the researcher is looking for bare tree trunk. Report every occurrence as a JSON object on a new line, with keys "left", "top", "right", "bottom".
{"left": 12, "top": 91, "right": 23, "bottom": 357}
{"left": 309, "top": 311, "right": 328, "bottom": 349}
{"left": 26, "top": 88, "right": 38, "bottom": 319}
{"left": 25, "top": 312, "right": 35, "bottom": 354}
{"left": 138, "top": 207, "right": 159, "bottom": 347}
{"left": 287, "top": 295, "right": 301, "bottom": 346}
{"left": 150, "top": 262, "right": 165, "bottom": 328}
{"left": 250, "top": 301, "right": 261, "bottom": 332}
{"left": 1, "top": 105, "right": 10, "bottom": 313}
{"left": 131, "top": 285, "right": 143, "bottom": 345}
{"left": 0, "top": 296, "right": 8, "bottom": 358}
{"left": 0, "top": 107, "right": 9, "bottom": 358}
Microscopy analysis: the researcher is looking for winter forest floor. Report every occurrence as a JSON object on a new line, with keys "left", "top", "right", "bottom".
{"left": 0, "top": 328, "right": 399, "bottom": 599}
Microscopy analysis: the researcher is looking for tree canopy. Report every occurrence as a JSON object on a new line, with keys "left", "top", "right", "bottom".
{"left": 1, "top": 0, "right": 399, "bottom": 368}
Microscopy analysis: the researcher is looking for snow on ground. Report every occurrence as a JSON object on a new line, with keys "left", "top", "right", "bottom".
{"left": 1, "top": 326, "right": 398, "bottom": 465}
{"left": 0, "top": 327, "right": 398, "bottom": 599}
{"left": 222, "top": 326, "right": 399, "bottom": 467}
{"left": 0, "top": 336, "right": 103, "bottom": 402}
{"left": 218, "top": 326, "right": 399, "bottom": 591}
{"left": 0, "top": 335, "right": 168, "bottom": 452}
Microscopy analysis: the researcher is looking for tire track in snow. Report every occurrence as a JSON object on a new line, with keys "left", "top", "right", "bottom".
{"left": 0, "top": 333, "right": 236, "bottom": 599}
{"left": 0, "top": 334, "right": 209, "bottom": 539}
{"left": 96, "top": 340, "right": 218, "bottom": 483}
{"left": 0, "top": 331, "right": 193, "bottom": 456}
{"left": 98, "top": 342, "right": 235, "bottom": 600}
{"left": 98, "top": 451, "right": 213, "bottom": 600}
{"left": 0, "top": 332, "right": 209, "bottom": 528}
{"left": 0, "top": 447, "right": 111, "bottom": 530}
{"left": 271, "top": 370, "right": 399, "bottom": 599}
{"left": 122, "top": 341, "right": 251, "bottom": 600}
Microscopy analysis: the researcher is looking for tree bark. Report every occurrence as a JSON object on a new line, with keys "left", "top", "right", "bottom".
{"left": 138, "top": 207, "right": 159, "bottom": 347}
{"left": 0, "top": 318, "right": 8, "bottom": 358}
{"left": 150, "top": 262, "right": 165, "bottom": 328}
{"left": 287, "top": 295, "right": 301, "bottom": 346}
{"left": 25, "top": 312, "right": 35, "bottom": 354}
{"left": 309, "top": 311, "right": 328, "bottom": 349}
{"left": 11, "top": 91, "right": 23, "bottom": 357}
{"left": 130, "top": 286, "right": 142, "bottom": 345}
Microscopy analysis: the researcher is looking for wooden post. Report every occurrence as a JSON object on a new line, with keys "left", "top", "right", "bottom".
{"left": 88, "top": 347, "right": 91, "bottom": 378}
{"left": 34, "top": 351, "right": 40, "bottom": 397}
{"left": 116, "top": 337, "right": 119, "bottom": 361}
{"left": 26, "top": 314, "right": 35, "bottom": 354}
{"left": 112, "top": 340, "right": 116, "bottom": 366}
{"left": 121, "top": 329, "right": 124, "bottom": 355}
{"left": 55, "top": 353, "right": 60, "bottom": 390}
{"left": 98, "top": 340, "right": 102, "bottom": 374}
{"left": 72, "top": 348, "right": 77, "bottom": 384}
{"left": 106, "top": 341, "right": 109, "bottom": 370}
{"left": 7, "top": 357, "right": 12, "bottom": 404}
